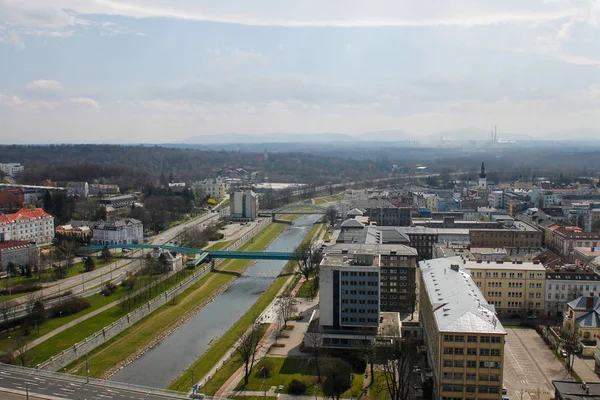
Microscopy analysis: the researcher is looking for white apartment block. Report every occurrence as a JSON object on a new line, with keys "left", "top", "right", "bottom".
{"left": 545, "top": 270, "right": 600, "bottom": 317}
{"left": 0, "top": 208, "right": 55, "bottom": 245}
{"left": 194, "top": 177, "right": 228, "bottom": 199}
{"left": 0, "top": 163, "right": 24, "bottom": 177}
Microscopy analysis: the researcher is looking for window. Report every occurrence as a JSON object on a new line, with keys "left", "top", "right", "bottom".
{"left": 444, "top": 335, "right": 454, "bottom": 342}
{"left": 454, "top": 335, "right": 464, "bottom": 342}
{"left": 444, "top": 348, "right": 453, "bottom": 354}
{"left": 466, "top": 373, "right": 476, "bottom": 381}
{"left": 466, "top": 361, "right": 476, "bottom": 368}
{"left": 467, "top": 348, "right": 477, "bottom": 355}
{"left": 454, "top": 348, "right": 464, "bottom": 355}
{"left": 491, "top": 336, "right": 501, "bottom": 343}
{"left": 453, "top": 360, "right": 464, "bottom": 367}
{"left": 480, "top": 349, "right": 490, "bottom": 356}
{"left": 491, "top": 349, "right": 501, "bottom": 356}
{"left": 467, "top": 336, "right": 477, "bottom": 342}
{"left": 480, "top": 336, "right": 490, "bottom": 343}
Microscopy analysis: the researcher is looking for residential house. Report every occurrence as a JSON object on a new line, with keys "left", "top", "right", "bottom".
{"left": 193, "top": 177, "right": 228, "bottom": 199}
{"left": 563, "top": 294, "right": 600, "bottom": 356}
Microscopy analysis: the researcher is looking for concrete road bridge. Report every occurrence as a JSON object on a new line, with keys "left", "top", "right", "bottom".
{"left": 258, "top": 203, "right": 328, "bottom": 221}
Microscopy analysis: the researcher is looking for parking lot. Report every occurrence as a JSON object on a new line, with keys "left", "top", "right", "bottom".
{"left": 504, "top": 328, "right": 570, "bottom": 399}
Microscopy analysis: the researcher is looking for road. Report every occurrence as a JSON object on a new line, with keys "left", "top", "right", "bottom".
{"left": 0, "top": 364, "right": 188, "bottom": 400}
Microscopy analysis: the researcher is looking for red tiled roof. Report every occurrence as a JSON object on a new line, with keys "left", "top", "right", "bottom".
{"left": 0, "top": 240, "right": 35, "bottom": 250}
{"left": 0, "top": 208, "right": 52, "bottom": 224}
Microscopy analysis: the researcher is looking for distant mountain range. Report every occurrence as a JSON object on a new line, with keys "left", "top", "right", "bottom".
{"left": 182, "top": 128, "right": 600, "bottom": 145}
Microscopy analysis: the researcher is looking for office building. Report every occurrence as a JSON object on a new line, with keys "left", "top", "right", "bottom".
{"left": 419, "top": 257, "right": 506, "bottom": 400}
{"left": 466, "top": 260, "right": 546, "bottom": 317}
{"left": 469, "top": 221, "right": 542, "bottom": 249}
{"left": 323, "top": 243, "right": 418, "bottom": 313}
{"left": 229, "top": 189, "right": 259, "bottom": 221}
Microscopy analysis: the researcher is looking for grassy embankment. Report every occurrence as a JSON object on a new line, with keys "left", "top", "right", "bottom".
{"left": 65, "top": 218, "right": 295, "bottom": 378}
{"left": 177, "top": 221, "right": 324, "bottom": 394}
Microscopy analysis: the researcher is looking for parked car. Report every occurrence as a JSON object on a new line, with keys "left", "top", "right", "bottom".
{"left": 560, "top": 349, "right": 568, "bottom": 357}
{"left": 502, "top": 385, "right": 508, "bottom": 395}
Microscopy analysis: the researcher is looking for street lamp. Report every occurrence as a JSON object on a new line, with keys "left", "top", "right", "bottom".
{"left": 85, "top": 353, "right": 89, "bottom": 383}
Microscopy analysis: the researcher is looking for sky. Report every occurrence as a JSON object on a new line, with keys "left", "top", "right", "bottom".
{"left": 0, "top": 0, "right": 599, "bottom": 143}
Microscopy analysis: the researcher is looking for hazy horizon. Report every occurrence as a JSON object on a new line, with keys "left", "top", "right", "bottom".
{"left": 1, "top": 1, "right": 599, "bottom": 144}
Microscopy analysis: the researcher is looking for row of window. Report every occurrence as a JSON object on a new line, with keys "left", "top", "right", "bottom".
{"left": 341, "top": 290, "right": 378, "bottom": 295}
{"left": 442, "top": 385, "right": 500, "bottom": 393}
{"left": 380, "top": 276, "right": 408, "bottom": 281}
{"left": 341, "top": 317, "right": 377, "bottom": 323}
{"left": 341, "top": 299, "right": 377, "bottom": 304}
{"left": 341, "top": 281, "right": 378, "bottom": 286}
{"left": 342, "top": 308, "right": 378, "bottom": 314}
{"left": 443, "top": 335, "right": 501, "bottom": 343}
{"left": 341, "top": 271, "right": 378, "bottom": 277}
{"left": 442, "top": 372, "right": 500, "bottom": 381}
{"left": 549, "top": 284, "right": 596, "bottom": 291}
{"left": 443, "top": 348, "right": 501, "bottom": 356}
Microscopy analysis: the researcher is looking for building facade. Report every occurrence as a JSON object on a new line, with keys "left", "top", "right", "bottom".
{"left": 551, "top": 226, "right": 600, "bottom": 258}
{"left": 469, "top": 224, "right": 542, "bottom": 249}
{"left": 545, "top": 271, "right": 600, "bottom": 317}
{"left": 0, "top": 163, "right": 24, "bottom": 177}
{"left": 194, "top": 177, "right": 228, "bottom": 199}
{"left": 229, "top": 190, "right": 258, "bottom": 221}
{"left": 92, "top": 218, "right": 143, "bottom": 245}
{"left": 488, "top": 191, "right": 504, "bottom": 209}
{"left": 88, "top": 184, "right": 120, "bottom": 196}
{"left": 419, "top": 257, "right": 506, "bottom": 400}
{"left": 0, "top": 240, "right": 39, "bottom": 270}
{"left": 323, "top": 243, "right": 418, "bottom": 313}
{"left": 397, "top": 227, "right": 438, "bottom": 260}
{"left": 66, "top": 181, "right": 89, "bottom": 198}
{"left": 0, "top": 207, "right": 54, "bottom": 245}
{"left": 466, "top": 260, "right": 546, "bottom": 317}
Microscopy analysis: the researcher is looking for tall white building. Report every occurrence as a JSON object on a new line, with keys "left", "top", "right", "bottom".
{"left": 193, "top": 177, "right": 228, "bottom": 199}
{"left": 0, "top": 163, "right": 24, "bottom": 178}
{"left": 545, "top": 270, "right": 600, "bottom": 317}
{"left": 0, "top": 208, "right": 54, "bottom": 245}
{"left": 92, "top": 218, "right": 143, "bottom": 245}
{"left": 488, "top": 191, "right": 504, "bottom": 209}
{"left": 229, "top": 190, "right": 258, "bottom": 221}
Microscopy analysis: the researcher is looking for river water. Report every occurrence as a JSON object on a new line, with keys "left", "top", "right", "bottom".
{"left": 110, "top": 214, "right": 321, "bottom": 388}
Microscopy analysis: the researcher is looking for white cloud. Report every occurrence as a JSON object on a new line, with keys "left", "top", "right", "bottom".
{"left": 70, "top": 97, "right": 99, "bottom": 110}
{"left": 26, "top": 79, "right": 63, "bottom": 91}
{"left": 345, "top": 43, "right": 352, "bottom": 51}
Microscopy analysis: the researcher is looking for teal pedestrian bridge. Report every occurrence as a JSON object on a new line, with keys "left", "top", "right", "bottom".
{"left": 79, "top": 244, "right": 306, "bottom": 261}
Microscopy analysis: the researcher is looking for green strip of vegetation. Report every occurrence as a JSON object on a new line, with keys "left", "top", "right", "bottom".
{"left": 172, "top": 220, "right": 323, "bottom": 393}
{"left": 295, "top": 279, "right": 316, "bottom": 298}
{"left": 205, "top": 241, "right": 231, "bottom": 251}
{"left": 25, "top": 269, "right": 192, "bottom": 367}
{"left": 65, "top": 222, "right": 290, "bottom": 378}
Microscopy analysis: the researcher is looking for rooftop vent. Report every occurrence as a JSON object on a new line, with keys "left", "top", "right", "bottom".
{"left": 496, "top": 260, "right": 504, "bottom": 264}
{"left": 450, "top": 264, "right": 460, "bottom": 272}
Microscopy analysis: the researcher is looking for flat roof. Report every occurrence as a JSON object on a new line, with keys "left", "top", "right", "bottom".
{"left": 419, "top": 257, "right": 506, "bottom": 334}
{"left": 553, "top": 381, "right": 600, "bottom": 398}
{"left": 465, "top": 260, "right": 546, "bottom": 271}
{"left": 321, "top": 253, "right": 380, "bottom": 268}
{"left": 325, "top": 243, "right": 418, "bottom": 257}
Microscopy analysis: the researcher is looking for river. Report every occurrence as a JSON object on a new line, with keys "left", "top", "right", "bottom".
{"left": 110, "top": 214, "right": 321, "bottom": 388}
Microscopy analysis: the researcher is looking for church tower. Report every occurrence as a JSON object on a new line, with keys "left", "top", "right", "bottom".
{"left": 479, "top": 161, "right": 487, "bottom": 189}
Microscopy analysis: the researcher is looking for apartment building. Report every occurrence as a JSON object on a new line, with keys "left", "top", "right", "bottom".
{"left": 466, "top": 260, "right": 546, "bottom": 317}
{"left": 348, "top": 199, "right": 411, "bottom": 226}
{"left": 469, "top": 221, "right": 542, "bottom": 248}
{"left": 88, "top": 184, "right": 120, "bottom": 196}
{"left": 0, "top": 207, "right": 55, "bottom": 245}
{"left": 546, "top": 269, "right": 600, "bottom": 317}
{"left": 66, "top": 181, "right": 89, "bottom": 198}
{"left": 0, "top": 240, "right": 39, "bottom": 270}
{"left": 0, "top": 163, "right": 24, "bottom": 177}
{"left": 551, "top": 226, "right": 600, "bottom": 258}
{"left": 229, "top": 189, "right": 259, "bottom": 221}
{"left": 323, "top": 243, "right": 418, "bottom": 313}
{"left": 397, "top": 227, "right": 438, "bottom": 260}
{"left": 419, "top": 257, "right": 506, "bottom": 400}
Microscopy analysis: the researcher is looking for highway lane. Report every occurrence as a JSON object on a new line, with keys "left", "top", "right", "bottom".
{"left": 0, "top": 365, "right": 189, "bottom": 400}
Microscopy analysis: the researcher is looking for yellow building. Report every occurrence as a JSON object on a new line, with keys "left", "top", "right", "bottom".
{"left": 419, "top": 257, "right": 506, "bottom": 400}
{"left": 466, "top": 260, "right": 546, "bottom": 317}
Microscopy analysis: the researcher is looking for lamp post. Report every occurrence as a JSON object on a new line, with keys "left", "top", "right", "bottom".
{"left": 85, "top": 353, "right": 89, "bottom": 383}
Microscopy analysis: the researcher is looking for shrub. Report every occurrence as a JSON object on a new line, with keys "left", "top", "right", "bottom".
{"left": 100, "top": 282, "right": 118, "bottom": 296}
{"left": 0, "top": 284, "right": 41, "bottom": 296}
{"left": 49, "top": 296, "right": 91, "bottom": 318}
{"left": 121, "top": 276, "right": 137, "bottom": 291}
{"left": 288, "top": 379, "right": 307, "bottom": 395}
{"left": 254, "top": 358, "right": 275, "bottom": 378}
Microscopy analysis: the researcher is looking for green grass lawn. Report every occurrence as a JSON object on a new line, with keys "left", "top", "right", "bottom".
{"left": 26, "top": 270, "right": 192, "bottom": 367}
{"left": 66, "top": 222, "right": 289, "bottom": 379}
{"left": 314, "top": 193, "right": 344, "bottom": 206}
{"left": 295, "top": 279, "right": 316, "bottom": 298}
{"left": 235, "top": 357, "right": 364, "bottom": 398}
{"left": 0, "top": 288, "right": 125, "bottom": 354}
{"left": 369, "top": 371, "right": 389, "bottom": 400}
{"left": 205, "top": 241, "right": 231, "bottom": 251}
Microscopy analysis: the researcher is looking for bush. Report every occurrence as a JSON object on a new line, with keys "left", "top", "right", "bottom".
{"left": 121, "top": 276, "right": 137, "bottom": 291}
{"left": 254, "top": 358, "right": 275, "bottom": 378}
{"left": 49, "top": 296, "right": 91, "bottom": 318}
{"left": 0, "top": 284, "right": 41, "bottom": 296}
{"left": 100, "top": 282, "right": 118, "bottom": 296}
{"left": 288, "top": 379, "right": 307, "bottom": 395}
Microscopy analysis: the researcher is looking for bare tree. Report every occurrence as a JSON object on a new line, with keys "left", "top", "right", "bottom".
{"left": 13, "top": 336, "right": 29, "bottom": 366}
{"left": 305, "top": 324, "right": 324, "bottom": 382}
{"left": 276, "top": 295, "right": 297, "bottom": 329}
{"left": 325, "top": 206, "right": 338, "bottom": 227}
{"left": 234, "top": 321, "right": 263, "bottom": 386}
{"left": 0, "top": 300, "right": 17, "bottom": 334}
{"left": 354, "top": 329, "right": 377, "bottom": 387}
{"left": 562, "top": 324, "right": 580, "bottom": 372}
{"left": 374, "top": 329, "right": 416, "bottom": 400}
{"left": 295, "top": 240, "right": 323, "bottom": 283}
{"left": 58, "top": 240, "right": 77, "bottom": 273}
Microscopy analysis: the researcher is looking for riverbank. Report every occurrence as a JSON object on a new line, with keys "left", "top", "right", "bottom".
{"left": 170, "top": 221, "right": 325, "bottom": 393}
{"left": 65, "top": 218, "right": 297, "bottom": 380}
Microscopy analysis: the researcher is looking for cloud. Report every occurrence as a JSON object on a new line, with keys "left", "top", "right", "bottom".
{"left": 0, "top": 0, "right": 588, "bottom": 28}
{"left": 70, "top": 97, "right": 99, "bottom": 110}
{"left": 26, "top": 79, "right": 63, "bottom": 91}
{"left": 345, "top": 43, "right": 352, "bottom": 51}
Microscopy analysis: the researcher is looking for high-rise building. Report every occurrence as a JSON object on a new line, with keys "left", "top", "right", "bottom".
{"left": 419, "top": 257, "right": 506, "bottom": 400}
{"left": 229, "top": 189, "right": 259, "bottom": 221}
